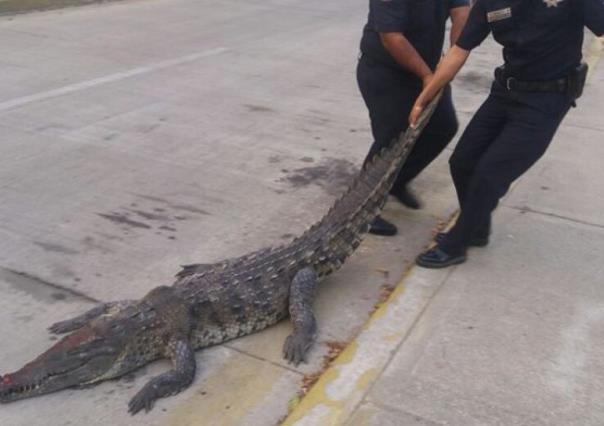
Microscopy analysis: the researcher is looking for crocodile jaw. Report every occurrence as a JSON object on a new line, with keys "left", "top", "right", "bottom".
{"left": 0, "top": 325, "right": 122, "bottom": 403}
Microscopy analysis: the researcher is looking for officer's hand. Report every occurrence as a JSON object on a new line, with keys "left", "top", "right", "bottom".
{"left": 409, "top": 100, "right": 425, "bottom": 128}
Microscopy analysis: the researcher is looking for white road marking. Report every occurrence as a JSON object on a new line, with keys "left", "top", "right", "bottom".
{"left": 0, "top": 47, "right": 229, "bottom": 113}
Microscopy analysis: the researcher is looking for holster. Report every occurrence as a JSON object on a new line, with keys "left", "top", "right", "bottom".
{"left": 566, "top": 62, "right": 588, "bottom": 106}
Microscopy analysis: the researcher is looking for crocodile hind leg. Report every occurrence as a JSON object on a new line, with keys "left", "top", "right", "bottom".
{"left": 48, "top": 300, "right": 135, "bottom": 334}
{"left": 283, "top": 267, "right": 318, "bottom": 366}
{"left": 128, "top": 335, "right": 196, "bottom": 414}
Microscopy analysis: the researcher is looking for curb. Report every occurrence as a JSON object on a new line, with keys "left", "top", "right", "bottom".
{"left": 281, "top": 212, "right": 457, "bottom": 426}
{"left": 282, "top": 258, "right": 455, "bottom": 426}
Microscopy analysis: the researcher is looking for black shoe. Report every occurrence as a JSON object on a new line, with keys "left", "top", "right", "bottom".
{"left": 435, "top": 232, "right": 489, "bottom": 247}
{"left": 391, "top": 186, "right": 421, "bottom": 210}
{"left": 369, "top": 216, "right": 398, "bottom": 236}
{"left": 416, "top": 247, "right": 467, "bottom": 269}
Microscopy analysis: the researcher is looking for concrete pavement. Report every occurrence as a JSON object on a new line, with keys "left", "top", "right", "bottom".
{"left": 285, "top": 36, "right": 604, "bottom": 426}
{"left": 0, "top": 1, "right": 470, "bottom": 425}
{"left": 3, "top": 1, "right": 602, "bottom": 425}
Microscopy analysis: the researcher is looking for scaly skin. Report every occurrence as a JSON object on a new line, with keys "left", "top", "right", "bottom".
{"left": 0, "top": 93, "right": 442, "bottom": 414}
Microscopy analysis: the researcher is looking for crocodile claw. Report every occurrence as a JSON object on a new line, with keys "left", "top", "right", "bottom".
{"left": 128, "top": 386, "right": 156, "bottom": 415}
{"left": 283, "top": 332, "right": 315, "bottom": 366}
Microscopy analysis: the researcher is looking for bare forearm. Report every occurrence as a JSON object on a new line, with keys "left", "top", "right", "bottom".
{"left": 380, "top": 32, "right": 432, "bottom": 81}
{"left": 409, "top": 45, "right": 470, "bottom": 126}
{"left": 419, "top": 46, "right": 468, "bottom": 106}
{"left": 449, "top": 6, "right": 470, "bottom": 46}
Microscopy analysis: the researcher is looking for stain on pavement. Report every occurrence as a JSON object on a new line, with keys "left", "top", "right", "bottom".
{"left": 129, "top": 209, "right": 172, "bottom": 221}
{"left": 34, "top": 241, "right": 80, "bottom": 255}
{"left": 244, "top": 104, "right": 275, "bottom": 113}
{"left": 97, "top": 212, "right": 152, "bottom": 229}
{"left": 279, "top": 157, "right": 358, "bottom": 196}
{"left": 133, "top": 194, "right": 211, "bottom": 216}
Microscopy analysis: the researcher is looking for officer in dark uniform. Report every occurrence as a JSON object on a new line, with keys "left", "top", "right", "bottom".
{"left": 411, "top": 0, "right": 604, "bottom": 267}
{"left": 358, "top": 0, "right": 470, "bottom": 236}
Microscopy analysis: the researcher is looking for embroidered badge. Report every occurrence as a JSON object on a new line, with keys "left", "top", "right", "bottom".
{"left": 487, "top": 7, "right": 512, "bottom": 22}
{"left": 543, "top": 0, "right": 564, "bottom": 7}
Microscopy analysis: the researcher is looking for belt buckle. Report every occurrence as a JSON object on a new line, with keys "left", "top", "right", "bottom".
{"left": 506, "top": 77, "right": 515, "bottom": 91}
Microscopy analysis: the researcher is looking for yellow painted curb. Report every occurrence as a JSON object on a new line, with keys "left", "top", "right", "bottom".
{"left": 282, "top": 218, "right": 457, "bottom": 425}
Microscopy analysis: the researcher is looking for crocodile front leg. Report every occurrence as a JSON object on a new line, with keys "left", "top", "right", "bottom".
{"left": 128, "top": 335, "right": 196, "bottom": 415}
{"left": 283, "top": 267, "right": 318, "bottom": 366}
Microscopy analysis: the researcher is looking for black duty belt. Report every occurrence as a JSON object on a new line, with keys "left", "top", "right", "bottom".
{"left": 495, "top": 67, "right": 567, "bottom": 93}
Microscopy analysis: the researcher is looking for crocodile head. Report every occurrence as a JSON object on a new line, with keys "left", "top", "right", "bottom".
{"left": 0, "top": 301, "right": 162, "bottom": 403}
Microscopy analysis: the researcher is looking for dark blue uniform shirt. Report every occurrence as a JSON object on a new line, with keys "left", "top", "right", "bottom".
{"left": 360, "top": 0, "right": 470, "bottom": 73}
{"left": 457, "top": 0, "right": 604, "bottom": 80}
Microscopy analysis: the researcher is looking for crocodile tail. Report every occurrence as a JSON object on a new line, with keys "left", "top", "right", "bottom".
{"left": 305, "top": 92, "right": 443, "bottom": 275}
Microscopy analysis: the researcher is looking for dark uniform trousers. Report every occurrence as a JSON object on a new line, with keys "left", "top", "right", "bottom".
{"left": 441, "top": 83, "right": 572, "bottom": 254}
{"left": 356, "top": 55, "right": 459, "bottom": 188}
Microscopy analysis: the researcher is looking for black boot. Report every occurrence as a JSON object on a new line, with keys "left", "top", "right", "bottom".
{"left": 369, "top": 216, "right": 398, "bottom": 236}
{"left": 416, "top": 246, "right": 467, "bottom": 268}
{"left": 391, "top": 185, "right": 421, "bottom": 210}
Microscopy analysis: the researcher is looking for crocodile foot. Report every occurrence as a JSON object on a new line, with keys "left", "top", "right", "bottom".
{"left": 283, "top": 330, "right": 315, "bottom": 366}
{"left": 128, "top": 384, "right": 159, "bottom": 415}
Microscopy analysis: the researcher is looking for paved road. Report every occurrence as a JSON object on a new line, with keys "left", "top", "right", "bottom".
{"left": 0, "top": 1, "right": 490, "bottom": 424}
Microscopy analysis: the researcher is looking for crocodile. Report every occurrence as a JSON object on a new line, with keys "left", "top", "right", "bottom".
{"left": 0, "top": 93, "right": 441, "bottom": 415}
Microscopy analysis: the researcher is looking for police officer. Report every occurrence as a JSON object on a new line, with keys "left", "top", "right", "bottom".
{"left": 358, "top": 0, "right": 470, "bottom": 236}
{"left": 411, "top": 0, "right": 604, "bottom": 267}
